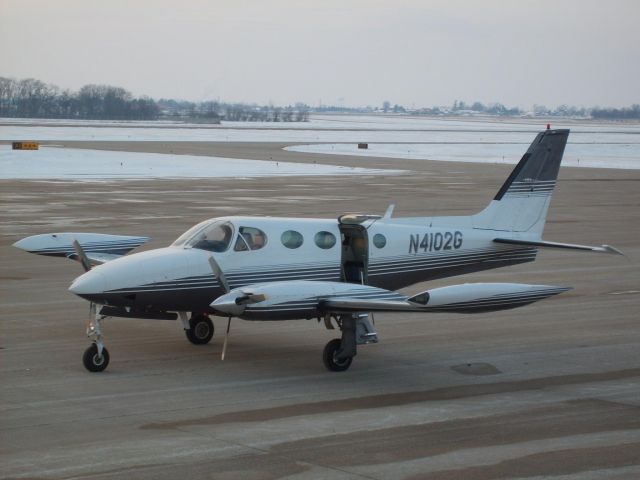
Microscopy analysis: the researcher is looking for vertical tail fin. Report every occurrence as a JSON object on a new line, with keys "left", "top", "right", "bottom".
{"left": 472, "top": 129, "right": 569, "bottom": 235}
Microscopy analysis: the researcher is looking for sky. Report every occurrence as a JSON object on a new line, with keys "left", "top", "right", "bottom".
{"left": 1, "top": 0, "right": 638, "bottom": 109}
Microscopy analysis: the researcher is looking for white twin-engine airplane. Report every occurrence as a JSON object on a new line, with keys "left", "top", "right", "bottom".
{"left": 14, "top": 129, "right": 622, "bottom": 373}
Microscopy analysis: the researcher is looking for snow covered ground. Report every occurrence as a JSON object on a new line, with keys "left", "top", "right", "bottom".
{"left": 1, "top": 116, "right": 638, "bottom": 169}
{"left": 285, "top": 142, "right": 640, "bottom": 170}
{"left": 2, "top": 114, "right": 639, "bottom": 133}
{"left": 0, "top": 146, "right": 398, "bottom": 181}
{"left": 2, "top": 124, "right": 638, "bottom": 145}
{"left": 2, "top": 114, "right": 639, "bottom": 142}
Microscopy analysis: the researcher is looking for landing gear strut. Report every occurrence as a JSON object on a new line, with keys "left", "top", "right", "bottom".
{"left": 83, "top": 308, "right": 110, "bottom": 372}
{"left": 322, "top": 314, "right": 377, "bottom": 372}
{"left": 184, "top": 314, "right": 214, "bottom": 345}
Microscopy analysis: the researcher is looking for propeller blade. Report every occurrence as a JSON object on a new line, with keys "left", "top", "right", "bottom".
{"left": 72, "top": 239, "right": 92, "bottom": 272}
{"left": 208, "top": 256, "right": 230, "bottom": 293}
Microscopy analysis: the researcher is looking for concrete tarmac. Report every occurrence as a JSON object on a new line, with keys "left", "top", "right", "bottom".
{"left": 1, "top": 142, "right": 639, "bottom": 479}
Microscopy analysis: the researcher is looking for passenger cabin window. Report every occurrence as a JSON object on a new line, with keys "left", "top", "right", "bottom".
{"left": 373, "top": 233, "right": 387, "bottom": 248}
{"left": 281, "top": 230, "right": 304, "bottom": 249}
{"left": 176, "top": 220, "right": 234, "bottom": 252}
{"left": 234, "top": 227, "right": 267, "bottom": 251}
{"left": 314, "top": 231, "right": 336, "bottom": 249}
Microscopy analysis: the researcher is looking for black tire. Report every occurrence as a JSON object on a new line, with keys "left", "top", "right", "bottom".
{"left": 323, "top": 338, "right": 353, "bottom": 372}
{"left": 185, "top": 315, "right": 214, "bottom": 345}
{"left": 83, "top": 343, "right": 110, "bottom": 372}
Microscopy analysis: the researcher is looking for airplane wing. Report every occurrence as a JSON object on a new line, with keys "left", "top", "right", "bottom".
{"left": 13, "top": 232, "right": 149, "bottom": 266}
{"left": 322, "top": 283, "right": 570, "bottom": 314}
{"left": 210, "top": 280, "right": 571, "bottom": 318}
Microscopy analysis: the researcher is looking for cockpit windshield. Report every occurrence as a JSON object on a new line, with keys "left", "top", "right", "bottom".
{"left": 172, "top": 220, "right": 234, "bottom": 252}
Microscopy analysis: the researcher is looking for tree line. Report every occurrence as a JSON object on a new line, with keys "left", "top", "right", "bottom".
{"left": 157, "top": 99, "right": 309, "bottom": 123}
{"left": 0, "top": 76, "right": 310, "bottom": 122}
{"left": 380, "top": 99, "right": 640, "bottom": 119}
{"left": 1, "top": 76, "right": 636, "bottom": 121}
{"left": 591, "top": 104, "right": 640, "bottom": 120}
{"left": 0, "top": 77, "right": 159, "bottom": 120}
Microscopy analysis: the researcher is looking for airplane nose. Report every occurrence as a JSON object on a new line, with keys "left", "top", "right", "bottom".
{"left": 69, "top": 270, "right": 107, "bottom": 296}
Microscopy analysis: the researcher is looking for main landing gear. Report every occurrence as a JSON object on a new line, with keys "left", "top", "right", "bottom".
{"left": 83, "top": 307, "right": 109, "bottom": 372}
{"left": 183, "top": 313, "right": 215, "bottom": 345}
{"left": 323, "top": 313, "right": 378, "bottom": 372}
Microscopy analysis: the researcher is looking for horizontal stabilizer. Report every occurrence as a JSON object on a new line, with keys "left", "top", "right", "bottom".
{"left": 493, "top": 238, "right": 623, "bottom": 255}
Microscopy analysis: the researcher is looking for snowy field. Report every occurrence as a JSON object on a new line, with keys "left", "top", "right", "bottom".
{"left": 2, "top": 114, "right": 639, "bottom": 133}
{"left": 1, "top": 125, "right": 637, "bottom": 146}
{"left": 2, "top": 114, "right": 639, "bottom": 143}
{"left": 1, "top": 115, "right": 638, "bottom": 169}
{"left": 0, "top": 146, "right": 397, "bottom": 181}
{"left": 285, "top": 141, "right": 640, "bottom": 170}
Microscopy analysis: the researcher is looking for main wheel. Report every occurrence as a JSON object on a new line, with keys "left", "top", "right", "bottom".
{"left": 83, "top": 343, "right": 110, "bottom": 372}
{"left": 323, "top": 338, "right": 353, "bottom": 372}
{"left": 185, "top": 315, "right": 214, "bottom": 345}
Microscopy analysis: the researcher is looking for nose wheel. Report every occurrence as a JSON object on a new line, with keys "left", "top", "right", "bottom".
{"left": 83, "top": 343, "right": 110, "bottom": 372}
{"left": 83, "top": 307, "right": 110, "bottom": 372}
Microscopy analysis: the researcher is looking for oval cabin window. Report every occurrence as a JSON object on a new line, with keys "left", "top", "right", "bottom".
{"left": 314, "top": 231, "right": 336, "bottom": 249}
{"left": 373, "top": 233, "right": 387, "bottom": 249}
{"left": 281, "top": 230, "right": 304, "bottom": 249}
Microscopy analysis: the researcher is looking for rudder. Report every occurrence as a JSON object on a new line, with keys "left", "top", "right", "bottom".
{"left": 473, "top": 129, "right": 569, "bottom": 235}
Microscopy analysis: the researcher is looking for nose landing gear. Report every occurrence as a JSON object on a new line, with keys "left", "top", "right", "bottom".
{"left": 83, "top": 343, "right": 110, "bottom": 372}
{"left": 82, "top": 308, "right": 110, "bottom": 372}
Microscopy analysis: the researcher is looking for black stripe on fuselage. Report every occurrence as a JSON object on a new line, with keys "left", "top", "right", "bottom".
{"left": 98, "top": 247, "right": 538, "bottom": 312}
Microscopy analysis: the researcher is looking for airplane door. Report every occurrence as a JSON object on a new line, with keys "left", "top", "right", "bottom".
{"left": 339, "top": 224, "right": 369, "bottom": 284}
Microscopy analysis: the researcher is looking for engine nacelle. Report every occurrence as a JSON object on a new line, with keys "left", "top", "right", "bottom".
{"left": 210, "top": 281, "right": 402, "bottom": 317}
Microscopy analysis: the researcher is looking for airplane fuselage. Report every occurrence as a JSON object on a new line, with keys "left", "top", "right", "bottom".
{"left": 69, "top": 215, "right": 538, "bottom": 320}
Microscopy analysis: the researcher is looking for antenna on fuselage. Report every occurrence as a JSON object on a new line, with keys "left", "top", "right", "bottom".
{"left": 383, "top": 204, "right": 395, "bottom": 220}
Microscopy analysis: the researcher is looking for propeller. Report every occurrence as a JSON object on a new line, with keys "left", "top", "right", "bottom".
{"left": 207, "top": 255, "right": 269, "bottom": 360}
{"left": 72, "top": 239, "right": 92, "bottom": 272}
{"left": 221, "top": 317, "right": 231, "bottom": 361}
{"left": 73, "top": 238, "right": 97, "bottom": 317}
{"left": 208, "top": 256, "right": 229, "bottom": 293}
{"left": 208, "top": 255, "right": 232, "bottom": 360}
